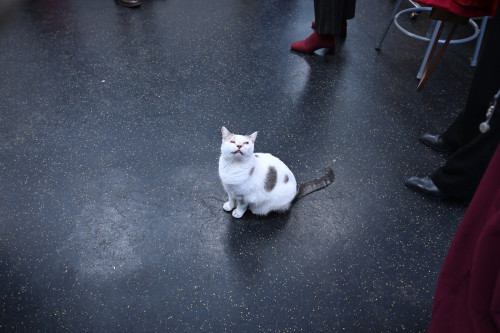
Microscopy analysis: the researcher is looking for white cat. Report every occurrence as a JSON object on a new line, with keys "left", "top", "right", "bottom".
{"left": 218, "top": 126, "right": 334, "bottom": 218}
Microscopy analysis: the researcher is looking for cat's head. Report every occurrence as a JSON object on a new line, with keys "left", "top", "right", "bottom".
{"left": 220, "top": 126, "right": 258, "bottom": 159}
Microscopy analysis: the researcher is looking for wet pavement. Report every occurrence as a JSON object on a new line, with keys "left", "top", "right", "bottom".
{"left": 0, "top": 0, "right": 479, "bottom": 331}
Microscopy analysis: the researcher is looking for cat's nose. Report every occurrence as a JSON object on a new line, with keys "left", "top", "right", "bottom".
{"left": 237, "top": 145, "right": 242, "bottom": 148}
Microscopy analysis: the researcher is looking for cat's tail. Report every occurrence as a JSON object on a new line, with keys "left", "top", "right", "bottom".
{"left": 294, "top": 167, "right": 335, "bottom": 201}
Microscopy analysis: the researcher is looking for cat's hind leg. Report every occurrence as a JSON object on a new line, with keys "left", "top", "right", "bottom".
{"left": 248, "top": 204, "right": 270, "bottom": 216}
{"left": 250, "top": 201, "right": 291, "bottom": 216}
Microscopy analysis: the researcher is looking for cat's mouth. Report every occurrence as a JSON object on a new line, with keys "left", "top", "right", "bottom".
{"left": 233, "top": 150, "right": 243, "bottom": 155}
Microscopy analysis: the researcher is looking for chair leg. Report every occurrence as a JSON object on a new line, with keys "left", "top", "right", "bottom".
{"left": 471, "top": 16, "right": 488, "bottom": 66}
{"left": 376, "top": 0, "right": 404, "bottom": 50}
{"left": 417, "top": 22, "right": 458, "bottom": 91}
{"left": 417, "top": 20, "right": 441, "bottom": 79}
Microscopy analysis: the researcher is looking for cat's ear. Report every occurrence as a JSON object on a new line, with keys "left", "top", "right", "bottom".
{"left": 249, "top": 131, "right": 258, "bottom": 143}
{"left": 221, "top": 126, "right": 232, "bottom": 141}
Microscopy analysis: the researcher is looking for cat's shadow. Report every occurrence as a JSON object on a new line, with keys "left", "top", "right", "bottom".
{"left": 227, "top": 211, "right": 289, "bottom": 238}
{"left": 225, "top": 211, "right": 291, "bottom": 277}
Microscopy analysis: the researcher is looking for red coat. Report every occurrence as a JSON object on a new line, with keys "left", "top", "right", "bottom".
{"left": 417, "top": 0, "right": 498, "bottom": 17}
{"left": 428, "top": 143, "right": 500, "bottom": 332}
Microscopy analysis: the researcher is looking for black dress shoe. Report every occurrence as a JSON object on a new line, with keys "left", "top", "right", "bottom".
{"left": 405, "top": 176, "right": 450, "bottom": 201}
{"left": 419, "top": 133, "right": 455, "bottom": 153}
{"left": 116, "top": 0, "right": 141, "bottom": 7}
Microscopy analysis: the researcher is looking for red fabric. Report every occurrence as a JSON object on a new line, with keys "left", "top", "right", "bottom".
{"left": 428, "top": 144, "right": 500, "bottom": 333}
{"left": 417, "top": 0, "right": 498, "bottom": 18}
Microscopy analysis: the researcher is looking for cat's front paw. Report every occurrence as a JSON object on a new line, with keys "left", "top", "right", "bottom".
{"left": 223, "top": 202, "right": 235, "bottom": 212}
{"left": 232, "top": 209, "right": 245, "bottom": 218}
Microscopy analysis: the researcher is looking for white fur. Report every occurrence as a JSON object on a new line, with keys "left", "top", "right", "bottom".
{"left": 218, "top": 126, "right": 298, "bottom": 218}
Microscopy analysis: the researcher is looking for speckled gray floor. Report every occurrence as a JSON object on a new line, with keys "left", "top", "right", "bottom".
{"left": 0, "top": 0, "right": 479, "bottom": 331}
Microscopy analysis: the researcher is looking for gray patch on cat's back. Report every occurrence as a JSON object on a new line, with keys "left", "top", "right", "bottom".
{"left": 249, "top": 167, "right": 255, "bottom": 176}
{"left": 284, "top": 174, "right": 289, "bottom": 183}
{"left": 255, "top": 154, "right": 259, "bottom": 158}
{"left": 264, "top": 166, "right": 277, "bottom": 192}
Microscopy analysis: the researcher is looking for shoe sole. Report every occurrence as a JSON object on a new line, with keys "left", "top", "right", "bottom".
{"left": 418, "top": 137, "right": 454, "bottom": 153}
{"left": 116, "top": 1, "right": 140, "bottom": 7}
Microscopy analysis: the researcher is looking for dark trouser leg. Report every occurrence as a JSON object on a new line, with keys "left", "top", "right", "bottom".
{"left": 314, "top": 0, "right": 356, "bottom": 35}
{"left": 441, "top": 69, "right": 497, "bottom": 149}
{"left": 440, "top": 111, "right": 466, "bottom": 151}
{"left": 432, "top": 122, "right": 500, "bottom": 201}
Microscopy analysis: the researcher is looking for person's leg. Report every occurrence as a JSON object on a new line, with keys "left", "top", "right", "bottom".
{"left": 431, "top": 11, "right": 500, "bottom": 201}
{"left": 418, "top": 112, "right": 465, "bottom": 153}
{"left": 431, "top": 118, "right": 500, "bottom": 202}
{"left": 291, "top": 0, "right": 348, "bottom": 53}
{"left": 423, "top": 11, "right": 499, "bottom": 152}
{"left": 315, "top": 0, "right": 339, "bottom": 35}
{"left": 436, "top": 81, "right": 494, "bottom": 150}
{"left": 406, "top": 9, "right": 500, "bottom": 202}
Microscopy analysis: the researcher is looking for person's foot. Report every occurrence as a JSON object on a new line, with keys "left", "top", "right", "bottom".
{"left": 419, "top": 133, "right": 455, "bottom": 153}
{"left": 311, "top": 20, "right": 347, "bottom": 39}
{"left": 116, "top": 0, "right": 141, "bottom": 7}
{"left": 291, "top": 31, "right": 335, "bottom": 54}
{"left": 404, "top": 176, "right": 450, "bottom": 201}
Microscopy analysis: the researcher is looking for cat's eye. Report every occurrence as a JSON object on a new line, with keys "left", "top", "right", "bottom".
{"left": 244, "top": 142, "right": 249, "bottom": 145}
{"left": 230, "top": 140, "right": 235, "bottom": 143}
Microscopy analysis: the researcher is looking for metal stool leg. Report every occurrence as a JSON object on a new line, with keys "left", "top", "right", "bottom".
{"left": 471, "top": 16, "right": 488, "bottom": 66}
{"left": 417, "top": 20, "right": 441, "bottom": 79}
{"left": 376, "top": 0, "right": 404, "bottom": 50}
{"left": 417, "top": 22, "right": 459, "bottom": 91}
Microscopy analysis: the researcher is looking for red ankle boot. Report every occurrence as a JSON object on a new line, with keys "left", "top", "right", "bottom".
{"left": 291, "top": 31, "right": 335, "bottom": 54}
